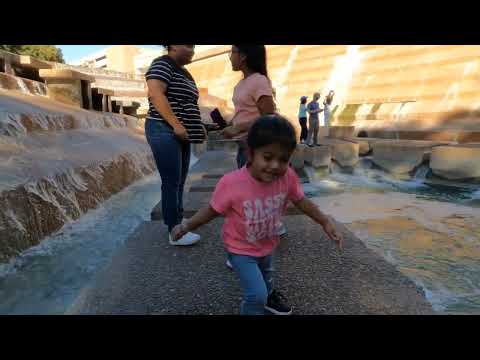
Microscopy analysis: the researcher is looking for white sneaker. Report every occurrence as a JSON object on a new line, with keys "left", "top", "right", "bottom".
{"left": 169, "top": 231, "right": 201, "bottom": 246}
{"left": 226, "top": 259, "right": 233, "bottom": 270}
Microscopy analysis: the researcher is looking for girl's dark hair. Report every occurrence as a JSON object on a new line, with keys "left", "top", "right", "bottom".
{"left": 300, "top": 97, "right": 307, "bottom": 105}
{"left": 233, "top": 45, "right": 269, "bottom": 79}
{"left": 247, "top": 115, "right": 297, "bottom": 153}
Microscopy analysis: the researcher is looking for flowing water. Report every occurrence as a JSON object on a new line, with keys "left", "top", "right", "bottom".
{"left": 304, "top": 158, "right": 480, "bottom": 314}
{"left": 0, "top": 155, "right": 198, "bottom": 315}
{"left": 1, "top": 151, "right": 479, "bottom": 314}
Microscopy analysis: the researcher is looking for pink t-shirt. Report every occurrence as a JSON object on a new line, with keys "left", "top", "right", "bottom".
{"left": 209, "top": 166, "right": 305, "bottom": 257}
{"left": 231, "top": 73, "right": 273, "bottom": 139}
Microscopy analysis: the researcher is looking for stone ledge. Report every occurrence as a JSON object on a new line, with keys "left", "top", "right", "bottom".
{"left": 372, "top": 140, "right": 451, "bottom": 174}
{"left": 91, "top": 86, "right": 114, "bottom": 96}
{"left": 317, "top": 139, "right": 359, "bottom": 167}
{"left": 19, "top": 55, "right": 52, "bottom": 69}
{"left": 304, "top": 145, "right": 331, "bottom": 168}
{"left": 39, "top": 69, "right": 95, "bottom": 82}
{"left": 112, "top": 89, "right": 147, "bottom": 97}
{"left": 430, "top": 144, "right": 480, "bottom": 181}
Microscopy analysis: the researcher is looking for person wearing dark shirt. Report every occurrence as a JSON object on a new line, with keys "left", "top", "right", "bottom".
{"left": 306, "top": 92, "right": 323, "bottom": 147}
{"left": 145, "top": 45, "right": 210, "bottom": 246}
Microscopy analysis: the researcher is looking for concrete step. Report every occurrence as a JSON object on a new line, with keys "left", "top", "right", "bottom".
{"left": 371, "top": 140, "right": 453, "bottom": 174}
{"left": 430, "top": 143, "right": 480, "bottom": 181}
{"left": 317, "top": 139, "right": 360, "bottom": 167}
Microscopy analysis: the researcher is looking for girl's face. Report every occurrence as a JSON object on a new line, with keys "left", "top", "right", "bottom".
{"left": 248, "top": 143, "right": 293, "bottom": 183}
{"left": 229, "top": 46, "right": 245, "bottom": 71}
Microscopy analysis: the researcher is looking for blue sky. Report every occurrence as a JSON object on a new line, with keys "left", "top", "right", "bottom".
{"left": 57, "top": 45, "right": 160, "bottom": 64}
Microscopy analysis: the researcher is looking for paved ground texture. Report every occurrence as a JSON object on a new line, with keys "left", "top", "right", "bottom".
{"left": 69, "top": 150, "right": 434, "bottom": 315}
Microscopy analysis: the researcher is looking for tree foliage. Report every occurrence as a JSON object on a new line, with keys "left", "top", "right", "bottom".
{"left": 0, "top": 45, "right": 64, "bottom": 63}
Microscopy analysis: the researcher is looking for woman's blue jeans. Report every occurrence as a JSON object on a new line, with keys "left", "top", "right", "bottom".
{"left": 145, "top": 119, "right": 190, "bottom": 232}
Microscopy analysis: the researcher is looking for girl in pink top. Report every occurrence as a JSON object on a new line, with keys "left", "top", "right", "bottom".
{"left": 171, "top": 115, "right": 343, "bottom": 315}
{"left": 221, "top": 45, "right": 276, "bottom": 169}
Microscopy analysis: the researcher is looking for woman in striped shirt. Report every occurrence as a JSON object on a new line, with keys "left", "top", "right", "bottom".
{"left": 145, "top": 45, "right": 210, "bottom": 246}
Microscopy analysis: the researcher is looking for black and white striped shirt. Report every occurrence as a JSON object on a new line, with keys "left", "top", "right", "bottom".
{"left": 145, "top": 55, "right": 205, "bottom": 143}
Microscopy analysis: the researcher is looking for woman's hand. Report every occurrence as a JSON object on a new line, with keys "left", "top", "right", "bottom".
{"left": 204, "top": 123, "right": 220, "bottom": 132}
{"left": 173, "top": 124, "right": 189, "bottom": 142}
{"left": 221, "top": 126, "right": 239, "bottom": 139}
{"left": 323, "top": 221, "right": 343, "bottom": 251}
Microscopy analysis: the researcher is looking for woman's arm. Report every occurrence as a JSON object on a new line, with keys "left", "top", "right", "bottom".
{"left": 256, "top": 95, "right": 276, "bottom": 115}
{"left": 147, "top": 79, "right": 189, "bottom": 141}
{"left": 223, "top": 94, "right": 276, "bottom": 138}
{"left": 171, "top": 205, "right": 220, "bottom": 241}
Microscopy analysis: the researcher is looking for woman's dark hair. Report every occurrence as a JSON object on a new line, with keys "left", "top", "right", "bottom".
{"left": 233, "top": 45, "right": 269, "bottom": 79}
{"left": 247, "top": 115, "right": 297, "bottom": 153}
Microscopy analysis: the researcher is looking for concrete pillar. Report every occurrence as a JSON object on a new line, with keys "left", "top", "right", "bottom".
{"left": 4, "top": 60, "right": 14, "bottom": 75}
{"left": 86, "top": 82, "right": 93, "bottom": 110}
{"left": 44, "top": 79, "right": 83, "bottom": 108}
{"left": 102, "top": 94, "right": 107, "bottom": 112}
{"left": 107, "top": 96, "right": 112, "bottom": 112}
{"left": 119, "top": 105, "right": 124, "bottom": 114}
{"left": 291, "top": 144, "right": 306, "bottom": 169}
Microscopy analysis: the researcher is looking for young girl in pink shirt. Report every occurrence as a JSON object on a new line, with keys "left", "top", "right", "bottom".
{"left": 172, "top": 115, "right": 343, "bottom": 315}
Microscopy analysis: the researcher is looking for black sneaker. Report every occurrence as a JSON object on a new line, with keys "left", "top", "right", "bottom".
{"left": 265, "top": 290, "right": 292, "bottom": 315}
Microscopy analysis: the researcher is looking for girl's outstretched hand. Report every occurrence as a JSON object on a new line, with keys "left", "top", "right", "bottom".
{"left": 171, "top": 224, "right": 187, "bottom": 242}
{"left": 323, "top": 221, "right": 343, "bottom": 251}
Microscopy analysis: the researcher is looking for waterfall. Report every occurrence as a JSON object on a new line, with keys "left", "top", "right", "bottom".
{"left": 322, "top": 45, "right": 364, "bottom": 106}
{"left": 15, "top": 77, "right": 31, "bottom": 95}
{"left": 413, "top": 164, "right": 430, "bottom": 180}
{"left": 273, "top": 45, "right": 300, "bottom": 107}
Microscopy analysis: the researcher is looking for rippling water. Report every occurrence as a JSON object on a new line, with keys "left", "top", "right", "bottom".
{"left": 305, "top": 159, "right": 480, "bottom": 314}
{"left": 0, "top": 174, "right": 162, "bottom": 314}
{"left": 0, "top": 155, "right": 199, "bottom": 315}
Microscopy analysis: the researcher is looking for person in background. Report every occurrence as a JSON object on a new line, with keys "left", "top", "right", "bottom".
{"left": 221, "top": 45, "right": 276, "bottom": 168}
{"left": 306, "top": 92, "right": 323, "bottom": 147}
{"left": 298, "top": 96, "right": 308, "bottom": 143}
{"left": 145, "top": 45, "right": 211, "bottom": 246}
{"left": 323, "top": 90, "right": 335, "bottom": 136}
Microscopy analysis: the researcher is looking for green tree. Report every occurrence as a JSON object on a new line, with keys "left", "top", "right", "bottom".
{"left": 0, "top": 45, "right": 23, "bottom": 53}
{"left": 0, "top": 45, "right": 65, "bottom": 63}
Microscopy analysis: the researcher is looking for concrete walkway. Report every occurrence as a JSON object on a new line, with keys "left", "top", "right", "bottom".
{"left": 69, "top": 150, "right": 434, "bottom": 315}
